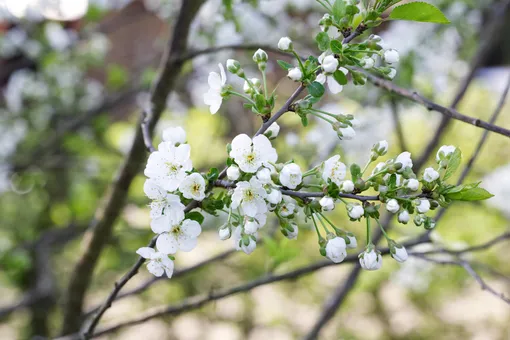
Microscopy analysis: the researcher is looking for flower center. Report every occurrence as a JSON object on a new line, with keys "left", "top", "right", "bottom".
{"left": 165, "top": 162, "right": 181, "bottom": 176}
{"left": 243, "top": 189, "right": 255, "bottom": 202}
{"left": 192, "top": 183, "right": 201, "bottom": 194}
{"left": 171, "top": 224, "right": 182, "bottom": 235}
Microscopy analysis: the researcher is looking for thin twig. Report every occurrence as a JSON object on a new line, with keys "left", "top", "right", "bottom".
{"left": 389, "top": 97, "right": 408, "bottom": 152}
{"left": 60, "top": 235, "right": 429, "bottom": 339}
{"left": 415, "top": 231, "right": 510, "bottom": 256}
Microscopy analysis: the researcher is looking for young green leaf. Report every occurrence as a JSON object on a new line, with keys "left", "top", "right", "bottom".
{"left": 315, "top": 32, "right": 330, "bottom": 51}
{"left": 350, "top": 163, "right": 361, "bottom": 181}
{"left": 185, "top": 211, "right": 205, "bottom": 224}
{"left": 332, "top": 0, "right": 346, "bottom": 21}
{"left": 277, "top": 60, "right": 293, "bottom": 70}
{"left": 445, "top": 187, "right": 494, "bottom": 201}
{"left": 330, "top": 40, "right": 343, "bottom": 54}
{"left": 389, "top": 2, "right": 450, "bottom": 24}
{"left": 332, "top": 69, "right": 348, "bottom": 85}
{"left": 443, "top": 148, "right": 462, "bottom": 181}
{"left": 307, "top": 81, "right": 325, "bottom": 98}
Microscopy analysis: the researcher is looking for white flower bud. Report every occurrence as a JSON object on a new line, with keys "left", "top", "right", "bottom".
{"left": 265, "top": 122, "right": 280, "bottom": 139}
{"left": 252, "top": 48, "right": 268, "bottom": 64}
{"left": 278, "top": 37, "right": 293, "bottom": 51}
{"left": 340, "top": 180, "right": 355, "bottom": 193}
{"left": 321, "top": 55, "right": 339, "bottom": 74}
{"left": 319, "top": 196, "right": 335, "bottom": 211}
{"left": 370, "top": 34, "right": 383, "bottom": 43}
{"left": 227, "top": 165, "right": 241, "bottom": 181}
{"left": 240, "top": 237, "right": 257, "bottom": 254}
{"left": 325, "top": 237, "right": 347, "bottom": 263}
{"left": 359, "top": 248, "right": 382, "bottom": 270}
{"left": 436, "top": 145, "right": 457, "bottom": 167}
{"left": 398, "top": 210, "right": 410, "bottom": 224}
{"left": 162, "top": 126, "right": 186, "bottom": 146}
{"left": 388, "top": 68, "right": 397, "bottom": 79}
{"left": 346, "top": 233, "right": 357, "bottom": 249}
{"left": 383, "top": 49, "right": 399, "bottom": 64}
{"left": 416, "top": 199, "right": 430, "bottom": 213}
{"left": 391, "top": 245, "right": 408, "bottom": 263}
{"left": 386, "top": 199, "right": 400, "bottom": 213}
{"left": 256, "top": 168, "right": 272, "bottom": 184}
{"left": 280, "top": 163, "right": 302, "bottom": 189}
{"left": 395, "top": 151, "right": 413, "bottom": 172}
{"left": 219, "top": 227, "right": 231, "bottom": 240}
{"left": 371, "top": 140, "right": 389, "bottom": 158}
{"left": 347, "top": 204, "right": 364, "bottom": 219}
{"left": 267, "top": 189, "right": 283, "bottom": 204}
{"left": 407, "top": 178, "right": 419, "bottom": 191}
{"left": 226, "top": 59, "right": 242, "bottom": 75}
{"left": 338, "top": 126, "right": 356, "bottom": 140}
{"left": 361, "top": 56, "right": 375, "bottom": 69}
{"left": 423, "top": 167, "right": 440, "bottom": 182}
{"left": 287, "top": 67, "right": 303, "bottom": 81}
{"left": 414, "top": 214, "right": 425, "bottom": 226}
{"left": 244, "top": 220, "right": 259, "bottom": 234}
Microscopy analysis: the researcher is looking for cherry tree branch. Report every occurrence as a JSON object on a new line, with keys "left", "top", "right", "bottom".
{"left": 60, "top": 0, "right": 207, "bottom": 336}
{"left": 60, "top": 235, "right": 429, "bottom": 339}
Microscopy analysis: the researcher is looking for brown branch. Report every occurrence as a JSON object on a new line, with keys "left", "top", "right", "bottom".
{"left": 59, "top": 235, "right": 429, "bottom": 339}
{"left": 389, "top": 97, "right": 408, "bottom": 152}
{"left": 415, "top": 231, "right": 510, "bottom": 256}
{"left": 60, "top": 0, "right": 207, "bottom": 335}
{"left": 412, "top": 0, "right": 510, "bottom": 171}
{"left": 364, "top": 72, "right": 510, "bottom": 139}
{"left": 411, "top": 254, "right": 510, "bottom": 305}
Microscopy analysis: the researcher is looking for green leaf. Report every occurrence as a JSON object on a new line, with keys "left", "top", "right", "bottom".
{"left": 106, "top": 64, "right": 129, "bottom": 90}
{"left": 315, "top": 32, "right": 330, "bottom": 51}
{"left": 206, "top": 168, "right": 219, "bottom": 182}
{"left": 332, "top": 70, "right": 348, "bottom": 85}
{"left": 445, "top": 187, "right": 494, "bottom": 201}
{"left": 327, "top": 181, "right": 340, "bottom": 198}
{"left": 254, "top": 94, "right": 266, "bottom": 112}
{"left": 389, "top": 2, "right": 450, "bottom": 24}
{"left": 332, "top": 0, "right": 346, "bottom": 20}
{"left": 307, "top": 81, "right": 325, "bottom": 98}
{"left": 277, "top": 60, "right": 293, "bottom": 70}
{"left": 330, "top": 40, "right": 343, "bottom": 54}
{"left": 185, "top": 211, "right": 205, "bottom": 224}
{"left": 443, "top": 148, "right": 462, "bottom": 181}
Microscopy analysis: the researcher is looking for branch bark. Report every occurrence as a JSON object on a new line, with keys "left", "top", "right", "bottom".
{"left": 60, "top": 0, "right": 206, "bottom": 335}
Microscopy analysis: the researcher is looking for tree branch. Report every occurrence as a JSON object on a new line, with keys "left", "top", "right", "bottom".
{"left": 60, "top": 0, "right": 206, "bottom": 335}
{"left": 60, "top": 235, "right": 429, "bottom": 339}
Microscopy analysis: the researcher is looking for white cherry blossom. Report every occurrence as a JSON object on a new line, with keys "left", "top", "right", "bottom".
{"left": 395, "top": 151, "right": 413, "bottom": 172}
{"left": 322, "top": 155, "right": 347, "bottom": 186}
{"left": 320, "top": 196, "right": 335, "bottom": 211}
{"left": 144, "top": 143, "right": 192, "bottom": 192}
{"left": 227, "top": 165, "right": 241, "bottom": 180}
{"left": 386, "top": 199, "right": 400, "bottom": 213}
{"left": 325, "top": 237, "right": 347, "bottom": 263}
{"left": 359, "top": 248, "right": 382, "bottom": 270}
{"left": 203, "top": 63, "right": 227, "bottom": 114}
{"left": 231, "top": 177, "right": 268, "bottom": 217}
{"left": 156, "top": 219, "right": 202, "bottom": 254}
{"left": 391, "top": 245, "right": 408, "bottom": 263}
{"left": 423, "top": 167, "right": 440, "bottom": 182}
{"left": 230, "top": 134, "right": 277, "bottom": 173}
{"left": 162, "top": 126, "right": 186, "bottom": 146}
{"left": 280, "top": 163, "right": 302, "bottom": 189}
{"left": 179, "top": 173, "right": 206, "bottom": 201}
{"left": 137, "top": 247, "right": 174, "bottom": 278}
{"left": 144, "top": 179, "right": 185, "bottom": 222}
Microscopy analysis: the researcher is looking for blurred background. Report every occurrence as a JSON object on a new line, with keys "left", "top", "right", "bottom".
{"left": 1, "top": 0, "right": 510, "bottom": 339}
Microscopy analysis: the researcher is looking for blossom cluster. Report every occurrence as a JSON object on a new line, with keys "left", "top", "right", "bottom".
{"left": 137, "top": 0, "right": 492, "bottom": 278}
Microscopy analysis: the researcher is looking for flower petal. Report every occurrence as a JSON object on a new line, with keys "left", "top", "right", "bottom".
{"left": 178, "top": 236, "right": 198, "bottom": 252}
{"left": 151, "top": 215, "right": 171, "bottom": 234}
{"left": 156, "top": 233, "right": 178, "bottom": 254}
{"left": 181, "top": 219, "right": 202, "bottom": 238}
{"left": 327, "top": 76, "right": 343, "bottom": 94}
{"left": 147, "top": 261, "right": 164, "bottom": 277}
{"left": 208, "top": 71, "right": 222, "bottom": 90}
{"left": 136, "top": 247, "right": 155, "bottom": 259}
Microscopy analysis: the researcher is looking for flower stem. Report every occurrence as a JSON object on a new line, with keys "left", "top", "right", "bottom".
{"left": 376, "top": 218, "right": 391, "bottom": 241}
{"left": 308, "top": 111, "right": 335, "bottom": 124}
{"left": 311, "top": 213, "right": 323, "bottom": 240}
{"left": 292, "top": 51, "right": 305, "bottom": 73}
{"left": 228, "top": 90, "right": 257, "bottom": 106}
{"left": 315, "top": 213, "right": 330, "bottom": 234}
{"left": 366, "top": 217, "right": 372, "bottom": 246}
{"left": 261, "top": 70, "right": 268, "bottom": 99}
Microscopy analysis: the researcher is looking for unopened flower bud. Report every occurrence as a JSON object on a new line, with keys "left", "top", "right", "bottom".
{"left": 361, "top": 56, "right": 375, "bottom": 69}
{"left": 338, "top": 126, "right": 356, "bottom": 140}
{"left": 391, "top": 244, "right": 408, "bottom": 263}
{"left": 227, "top": 165, "right": 241, "bottom": 181}
{"left": 414, "top": 214, "right": 425, "bottom": 226}
{"left": 321, "top": 55, "right": 339, "bottom": 74}
{"left": 265, "top": 122, "right": 280, "bottom": 139}
{"left": 347, "top": 203, "right": 364, "bottom": 219}
{"left": 436, "top": 145, "right": 457, "bottom": 168}
{"left": 325, "top": 237, "right": 347, "bottom": 263}
{"left": 359, "top": 248, "right": 382, "bottom": 270}
{"left": 320, "top": 196, "right": 335, "bottom": 211}
{"left": 287, "top": 67, "right": 303, "bottom": 81}
{"left": 340, "top": 180, "right": 355, "bottom": 193}
{"left": 388, "top": 68, "right": 397, "bottom": 79}
{"left": 267, "top": 188, "right": 282, "bottom": 204}
{"left": 423, "top": 167, "right": 440, "bottom": 183}
{"left": 226, "top": 59, "right": 243, "bottom": 76}
{"left": 252, "top": 48, "right": 268, "bottom": 64}
{"left": 398, "top": 210, "right": 410, "bottom": 224}
{"left": 416, "top": 199, "right": 430, "bottom": 213}
{"left": 219, "top": 226, "right": 231, "bottom": 240}
{"left": 386, "top": 199, "right": 400, "bottom": 213}
{"left": 371, "top": 140, "right": 389, "bottom": 159}
{"left": 424, "top": 218, "right": 436, "bottom": 230}
{"left": 407, "top": 178, "right": 419, "bottom": 191}
{"left": 383, "top": 49, "right": 399, "bottom": 64}
{"left": 345, "top": 233, "right": 357, "bottom": 249}
{"left": 278, "top": 37, "right": 293, "bottom": 51}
